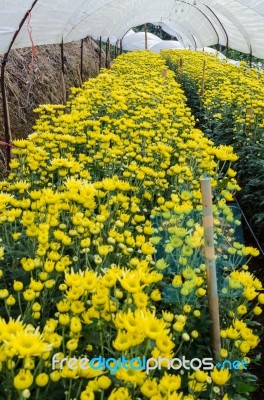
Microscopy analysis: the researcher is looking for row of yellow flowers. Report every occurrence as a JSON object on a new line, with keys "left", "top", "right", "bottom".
{"left": 162, "top": 50, "right": 264, "bottom": 123}
{"left": 0, "top": 51, "right": 262, "bottom": 400}
{"left": 162, "top": 49, "right": 264, "bottom": 241}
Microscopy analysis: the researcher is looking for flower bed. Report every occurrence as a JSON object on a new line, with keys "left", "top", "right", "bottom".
{"left": 0, "top": 51, "right": 262, "bottom": 400}
{"left": 162, "top": 50, "right": 264, "bottom": 245}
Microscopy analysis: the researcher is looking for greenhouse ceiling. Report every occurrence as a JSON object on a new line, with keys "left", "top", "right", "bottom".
{"left": 0, "top": 0, "right": 264, "bottom": 58}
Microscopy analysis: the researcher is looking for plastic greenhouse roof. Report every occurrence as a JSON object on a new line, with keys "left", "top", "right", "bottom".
{"left": 0, "top": 0, "right": 264, "bottom": 58}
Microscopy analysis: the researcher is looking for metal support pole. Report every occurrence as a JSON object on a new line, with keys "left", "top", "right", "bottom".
{"left": 200, "top": 177, "right": 221, "bottom": 360}
{"left": 120, "top": 39, "right": 123, "bottom": 55}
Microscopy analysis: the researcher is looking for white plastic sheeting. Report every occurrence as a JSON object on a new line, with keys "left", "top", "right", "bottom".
{"left": 122, "top": 32, "right": 162, "bottom": 51}
{"left": 92, "top": 30, "right": 135, "bottom": 45}
{"left": 198, "top": 47, "right": 241, "bottom": 65}
{"left": 150, "top": 41, "right": 185, "bottom": 53}
{"left": 0, "top": 0, "right": 264, "bottom": 58}
{"left": 197, "top": 47, "right": 226, "bottom": 59}
{"left": 227, "top": 59, "right": 240, "bottom": 66}
{"left": 122, "top": 32, "right": 184, "bottom": 52}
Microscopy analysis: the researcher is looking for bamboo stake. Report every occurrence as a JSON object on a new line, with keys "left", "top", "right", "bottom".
{"left": 178, "top": 57, "right": 183, "bottom": 76}
{"left": 200, "top": 177, "right": 221, "bottom": 360}
{"left": 162, "top": 69, "right": 168, "bottom": 78}
{"left": 180, "top": 57, "right": 183, "bottom": 69}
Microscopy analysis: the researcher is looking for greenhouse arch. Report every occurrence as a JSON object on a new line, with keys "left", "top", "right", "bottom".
{"left": 0, "top": 0, "right": 264, "bottom": 57}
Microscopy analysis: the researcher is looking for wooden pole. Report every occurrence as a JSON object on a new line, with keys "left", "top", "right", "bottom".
{"left": 249, "top": 45, "right": 252, "bottom": 68}
{"left": 114, "top": 41, "right": 117, "bottom": 58}
{"left": 60, "top": 40, "right": 66, "bottom": 103}
{"left": 105, "top": 38, "right": 108, "bottom": 68}
{"left": 144, "top": 24, "right": 148, "bottom": 50}
{"left": 106, "top": 37, "right": 110, "bottom": 68}
{"left": 1, "top": 57, "right": 12, "bottom": 168}
{"left": 179, "top": 57, "right": 183, "bottom": 73}
{"left": 80, "top": 38, "right": 84, "bottom": 83}
{"left": 200, "top": 177, "right": 221, "bottom": 360}
{"left": 99, "top": 36, "right": 102, "bottom": 70}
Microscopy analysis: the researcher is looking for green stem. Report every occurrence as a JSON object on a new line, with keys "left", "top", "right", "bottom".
{"left": 66, "top": 378, "right": 73, "bottom": 400}
{"left": 75, "top": 380, "right": 83, "bottom": 399}
{"left": 17, "top": 292, "right": 23, "bottom": 317}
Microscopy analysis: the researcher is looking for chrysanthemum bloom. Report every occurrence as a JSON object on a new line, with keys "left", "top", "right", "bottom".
{"left": 8, "top": 330, "right": 52, "bottom": 357}
{"left": 210, "top": 367, "right": 230, "bottom": 386}
{"left": 80, "top": 389, "right": 95, "bottom": 400}
{"left": 112, "top": 330, "right": 132, "bottom": 351}
{"left": 237, "top": 305, "right": 247, "bottom": 315}
{"left": 13, "top": 369, "right": 34, "bottom": 390}
{"left": 141, "top": 378, "right": 159, "bottom": 398}
{"left": 194, "top": 370, "right": 208, "bottom": 383}
{"left": 115, "top": 367, "right": 146, "bottom": 385}
{"left": 35, "top": 373, "right": 49, "bottom": 387}
{"left": 159, "top": 372, "right": 181, "bottom": 393}
{"left": 120, "top": 271, "right": 142, "bottom": 293}
{"left": 108, "top": 387, "right": 132, "bottom": 400}
{"left": 97, "top": 376, "right": 112, "bottom": 390}
{"left": 156, "top": 333, "right": 175, "bottom": 353}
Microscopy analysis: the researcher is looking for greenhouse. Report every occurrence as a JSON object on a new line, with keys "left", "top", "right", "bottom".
{"left": 0, "top": 1, "right": 264, "bottom": 400}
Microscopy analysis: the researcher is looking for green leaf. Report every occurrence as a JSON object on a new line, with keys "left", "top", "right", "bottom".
{"left": 237, "top": 382, "right": 258, "bottom": 394}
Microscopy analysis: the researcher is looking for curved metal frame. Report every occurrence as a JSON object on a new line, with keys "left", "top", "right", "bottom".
{"left": 180, "top": 1, "right": 220, "bottom": 46}
{"left": 202, "top": 0, "right": 252, "bottom": 54}
{"left": 204, "top": 5, "right": 229, "bottom": 49}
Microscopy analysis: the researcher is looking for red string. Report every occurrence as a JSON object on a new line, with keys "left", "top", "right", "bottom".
{"left": 27, "top": 11, "right": 36, "bottom": 73}
{"left": 0, "top": 141, "right": 13, "bottom": 148}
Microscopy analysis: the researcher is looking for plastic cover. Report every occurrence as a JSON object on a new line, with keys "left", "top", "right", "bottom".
{"left": 150, "top": 41, "right": 184, "bottom": 53}
{"left": 122, "top": 32, "right": 162, "bottom": 51}
{"left": 0, "top": 0, "right": 264, "bottom": 58}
